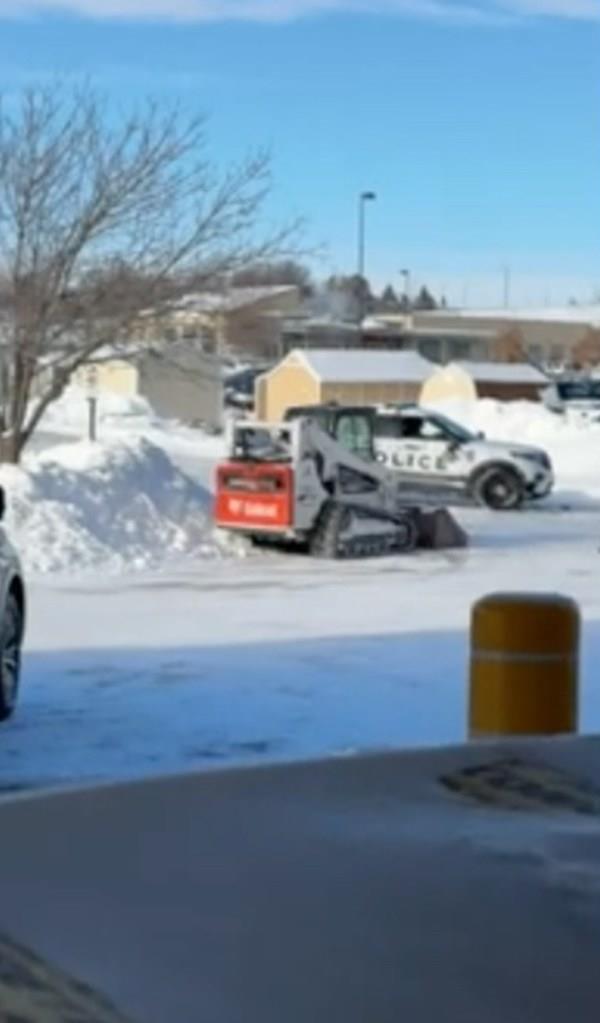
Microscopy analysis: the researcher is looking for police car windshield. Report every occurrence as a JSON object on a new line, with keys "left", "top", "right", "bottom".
{"left": 428, "top": 413, "right": 476, "bottom": 443}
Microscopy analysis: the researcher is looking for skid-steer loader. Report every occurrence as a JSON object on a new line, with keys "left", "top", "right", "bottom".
{"left": 215, "top": 406, "right": 467, "bottom": 558}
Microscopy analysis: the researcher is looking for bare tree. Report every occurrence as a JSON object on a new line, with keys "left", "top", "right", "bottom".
{"left": 492, "top": 326, "right": 526, "bottom": 363}
{"left": 572, "top": 328, "right": 600, "bottom": 369}
{"left": 0, "top": 83, "right": 299, "bottom": 462}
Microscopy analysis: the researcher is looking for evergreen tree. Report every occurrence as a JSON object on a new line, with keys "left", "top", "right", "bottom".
{"left": 413, "top": 286, "right": 438, "bottom": 311}
{"left": 380, "top": 284, "right": 399, "bottom": 309}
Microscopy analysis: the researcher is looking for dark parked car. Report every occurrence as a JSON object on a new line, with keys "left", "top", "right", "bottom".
{"left": 0, "top": 485, "right": 25, "bottom": 720}
{"left": 224, "top": 365, "right": 271, "bottom": 412}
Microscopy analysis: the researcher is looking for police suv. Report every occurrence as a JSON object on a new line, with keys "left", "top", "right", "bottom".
{"left": 284, "top": 403, "right": 553, "bottom": 511}
{"left": 373, "top": 404, "right": 553, "bottom": 509}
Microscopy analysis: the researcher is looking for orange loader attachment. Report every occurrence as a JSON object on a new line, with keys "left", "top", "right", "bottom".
{"left": 215, "top": 462, "right": 295, "bottom": 533}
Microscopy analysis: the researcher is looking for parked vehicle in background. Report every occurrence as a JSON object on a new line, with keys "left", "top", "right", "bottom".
{"left": 542, "top": 377, "right": 600, "bottom": 421}
{"left": 224, "top": 364, "right": 271, "bottom": 412}
{"left": 284, "top": 403, "right": 554, "bottom": 511}
{"left": 0, "top": 486, "right": 25, "bottom": 720}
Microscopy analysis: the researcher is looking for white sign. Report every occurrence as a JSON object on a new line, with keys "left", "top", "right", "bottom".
{"left": 86, "top": 365, "right": 99, "bottom": 396}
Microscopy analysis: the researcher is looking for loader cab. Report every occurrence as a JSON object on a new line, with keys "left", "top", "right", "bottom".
{"left": 284, "top": 404, "right": 376, "bottom": 462}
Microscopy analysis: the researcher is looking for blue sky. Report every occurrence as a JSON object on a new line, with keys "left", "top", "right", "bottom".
{"left": 0, "top": 1, "right": 598, "bottom": 306}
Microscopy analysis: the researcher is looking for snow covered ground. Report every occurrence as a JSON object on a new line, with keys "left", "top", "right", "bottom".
{"left": 1, "top": 391, "right": 600, "bottom": 791}
{"left": 36, "top": 383, "right": 223, "bottom": 489}
{"left": 2, "top": 504, "right": 599, "bottom": 790}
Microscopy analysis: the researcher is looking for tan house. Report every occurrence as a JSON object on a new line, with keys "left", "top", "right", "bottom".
{"left": 414, "top": 306, "right": 600, "bottom": 367}
{"left": 73, "top": 341, "right": 223, "bottom": 429}
{"left": 134, "top": 286, "right": 301, "bottom": 358}
{"left": 420, "top": 361, "right": 548, "bottom": 405}
{"left": 255, "top": 348, "right": 434, "bottom": 422}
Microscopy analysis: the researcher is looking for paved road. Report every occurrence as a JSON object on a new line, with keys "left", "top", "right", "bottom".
{"left": 0, "top": 740, "right": 597, "bottom": 1023}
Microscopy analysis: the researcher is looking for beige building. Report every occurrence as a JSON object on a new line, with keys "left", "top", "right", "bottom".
{"left": 281, "top": 314, "right": 496, "bottom": 363}
{"left": 135, "top": 286, "right": 301, "bottom": 359}
{"left": 255, "top": 348, "right": 434, "bottom": 422}
{"left": 74, "top": 341, "right": 223, "bottom": 429}
{"left": 414, "top": 306, "right": 600, "bottom": 366}
{"left": 420, "top": 361, "right": 549, "bottom": 405}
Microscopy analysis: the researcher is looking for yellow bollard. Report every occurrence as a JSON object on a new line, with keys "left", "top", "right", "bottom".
{"left": 469, "top": 592, "right": 580, "bottom": 738}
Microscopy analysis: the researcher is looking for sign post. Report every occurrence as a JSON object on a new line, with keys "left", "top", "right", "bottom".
{"left": 86, "top": 366, "right": 99, "bottom": 443}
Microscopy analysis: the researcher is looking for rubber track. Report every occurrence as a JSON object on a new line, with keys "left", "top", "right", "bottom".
{"left": 310, "top": 502, "right": 417, "bottom": 559}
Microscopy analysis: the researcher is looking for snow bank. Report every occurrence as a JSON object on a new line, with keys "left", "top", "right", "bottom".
{"left": 38, "top": 385, "right": 227, "bottom": 462}
{"left": 0, "top": 438, "right": 227, "bottom": 575}
{"left": 41, "top": 385, "right": 160, "bottom": 433}
{"left": 426, "top": 397, "right": 600, "bottom": 497}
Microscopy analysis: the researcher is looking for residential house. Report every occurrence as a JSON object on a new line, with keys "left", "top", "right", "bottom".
{"left": 134, "top": 286, "right": 301, "bottom": 359}
{"left": 255, "top": 348, "right": 434, "bottom": 422}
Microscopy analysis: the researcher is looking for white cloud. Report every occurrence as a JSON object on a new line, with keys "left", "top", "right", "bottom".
{"left": 0, "top": 0, "right": 597, "bottom": 22}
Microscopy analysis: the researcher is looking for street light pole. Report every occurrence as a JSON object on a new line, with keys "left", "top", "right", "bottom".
{"left": 357, "top": 191, "right": 376, "bottom": 341}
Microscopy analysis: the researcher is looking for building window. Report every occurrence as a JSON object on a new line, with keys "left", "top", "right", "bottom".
{"left": 447, "top": 339, "right": 473, "bottom": 361}
{"left": 417, "top": 338, "right": 442, "bottom": 362}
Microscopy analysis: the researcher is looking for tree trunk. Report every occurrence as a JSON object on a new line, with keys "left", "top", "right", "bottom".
{"left": 0, "top": 433, "right": 23, "bottom": 465}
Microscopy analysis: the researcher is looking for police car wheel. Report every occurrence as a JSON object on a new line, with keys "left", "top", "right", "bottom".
{"left": 472, "top": 466, "right": 524, "bottom": 511}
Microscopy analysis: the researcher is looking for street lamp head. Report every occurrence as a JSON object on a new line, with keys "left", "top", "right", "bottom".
{"left": 361, "top": 191, "right": 376, "bottom": 201}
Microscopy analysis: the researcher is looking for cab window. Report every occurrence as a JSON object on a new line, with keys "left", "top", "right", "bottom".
{"left": 335, "top": 413, "right": 374, "bottom": 460}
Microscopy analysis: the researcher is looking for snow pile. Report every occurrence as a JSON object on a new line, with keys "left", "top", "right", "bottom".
{"left": 0, "top": 438, "right": 227, "bottom": 575}
{"left": 426, "top": 397, "right": 600, "bottom": 497}
{"left": 38, "top": 384, "right": 227, "bottom": 465}
{"left": 40, "top": 385, "right": 160, "bottom": 434}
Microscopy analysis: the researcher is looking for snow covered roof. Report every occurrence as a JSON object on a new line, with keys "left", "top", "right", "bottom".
{"left": 295, "top": 348, "right": 434, "bottom": 384}
{"left": 452, "top": 361, "right": 549, "bottom": 384}
{"left": 426, "top": 306, "right": 600, "bottom": 327}
{"left": 87, "top": 341, "right": 151, "bottom": 362}
{"left": 168, "top": 286, "right": 298, "bottom": 316}
{"left": 410, "top": 326, "right": 497, "bottom": 339}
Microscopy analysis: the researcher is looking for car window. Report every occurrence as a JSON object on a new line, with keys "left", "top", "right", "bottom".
{"left": 557, "top": 381, "right": 600, "bottom": 402}
{"left": 419, "top": 417, "right": 450, "bottom": 441}
{"left": 397, "top": 416, "right": 423, "bottom": 438}
{"left": 374, "top": 416, "right": 403, "bottom": 440}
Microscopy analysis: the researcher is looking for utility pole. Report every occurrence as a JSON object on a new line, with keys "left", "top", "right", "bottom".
{"left": 503, "top": 265, "right": 511, "bottom": 309}
{"left": 357, "top": 191, "right": 376, "bottom": 343}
